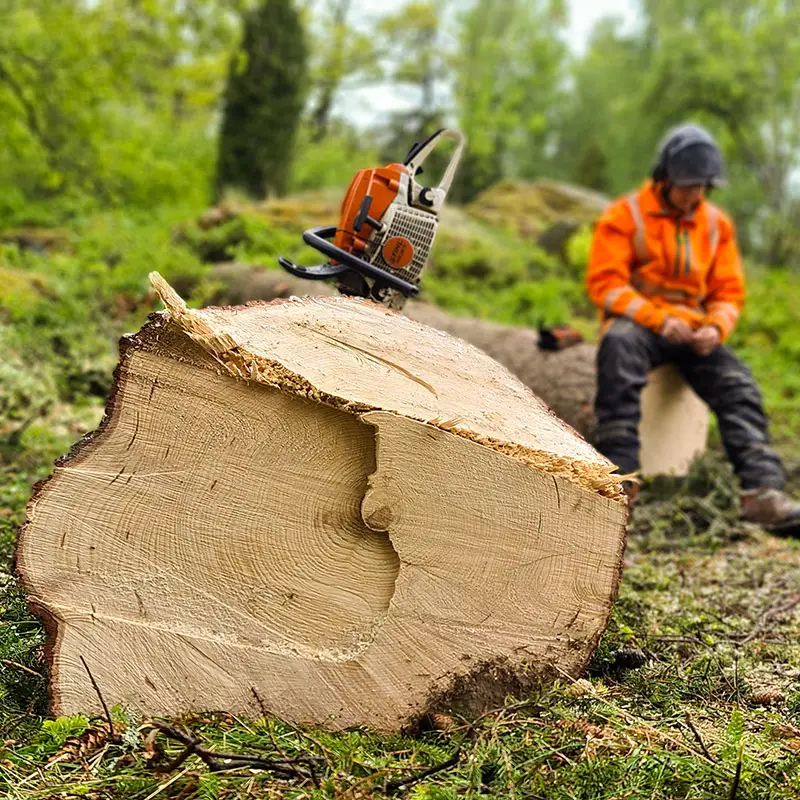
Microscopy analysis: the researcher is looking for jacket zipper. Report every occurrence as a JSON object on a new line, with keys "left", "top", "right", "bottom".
{"left": 674, "top": 225, "right": 683, "bottom": 277}
{"left": 683, "top": 229, "right": 692, "bottom": 275}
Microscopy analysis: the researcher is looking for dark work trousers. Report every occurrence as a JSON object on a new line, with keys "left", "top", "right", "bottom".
{"left": 594, "top": 317, "right": 785, "bottom": 490}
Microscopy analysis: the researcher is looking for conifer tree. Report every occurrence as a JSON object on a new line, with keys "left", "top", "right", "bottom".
{"left": 216, "top": 0, "right": 307, "bottom": 199}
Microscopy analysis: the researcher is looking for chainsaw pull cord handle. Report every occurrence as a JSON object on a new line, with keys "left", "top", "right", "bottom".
{"left": 404, "top": 128, "right": 466, "bottom": 199}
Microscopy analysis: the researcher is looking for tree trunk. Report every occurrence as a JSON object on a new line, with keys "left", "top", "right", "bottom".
{"left": 18, "top": 275, "right": 626, "bottom": 731}
{"left": 309, "top": 0, "right": 353, "bottom": 143}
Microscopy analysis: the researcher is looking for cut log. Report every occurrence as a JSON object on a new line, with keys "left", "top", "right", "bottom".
{"left": 18, "top": 276, "right": 627, "bottom": 731}
{"left": 640, "top": 364, "right": 710, "bottom": 477}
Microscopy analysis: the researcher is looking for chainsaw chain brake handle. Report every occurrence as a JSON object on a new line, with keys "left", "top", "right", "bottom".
{"left": 353, "top": 194, "right": 383, "bottom": 234}
{"left": 404, "top": 128, "right": 466, "bottom": 212}
{"left": 277, "top": 226, "right": 420, "bottom": 297}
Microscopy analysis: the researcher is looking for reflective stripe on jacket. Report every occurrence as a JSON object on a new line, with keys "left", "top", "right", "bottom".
{"left": 586, "top": 180, "right": 745, "bottom": 341}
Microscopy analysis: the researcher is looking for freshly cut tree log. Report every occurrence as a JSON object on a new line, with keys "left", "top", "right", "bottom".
{"left": 640, "top": 364, "right": 710, "bottom": 477}
{"left": 18, "top": 275, "right": 627, "bottom": 731}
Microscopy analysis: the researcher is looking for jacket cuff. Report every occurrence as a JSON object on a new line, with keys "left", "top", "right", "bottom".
{"left": 632, "top": 303, "right": 669, "bottom": 334}
{"left": 704, "top": 302, "right": 741, "bottom": 342}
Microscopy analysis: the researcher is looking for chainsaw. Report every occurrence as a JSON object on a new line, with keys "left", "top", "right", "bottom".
{"left": 278, "top": 128, "right": 465, "bottom": 310}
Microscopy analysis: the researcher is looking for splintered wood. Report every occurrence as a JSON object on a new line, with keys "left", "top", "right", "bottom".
{"left": 18, "top": 275, "right": 627, "bottom": 731}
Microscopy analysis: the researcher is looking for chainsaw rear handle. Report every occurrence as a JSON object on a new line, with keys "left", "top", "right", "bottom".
{"left": 278, "top": 226, "right": 420, "bottom": 297}
{"left": 404, "top": 128, "right": 465, "bottom": 198}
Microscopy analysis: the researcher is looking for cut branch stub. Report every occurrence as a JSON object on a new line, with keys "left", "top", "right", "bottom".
{"left": 18, "top": 277, "right": 627, "bottom": 731}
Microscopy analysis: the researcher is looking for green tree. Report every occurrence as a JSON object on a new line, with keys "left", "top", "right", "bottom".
{"left": 216, "top": 0, "right": 308, "bottom": 199}
{"left": 368, "top": 1, "right": 453, "bottom": 190}
{"left": 378, "top": 0, "right": 449, "bottom": 117}
{"left": 0, "top": 0, "right": 239, "bottom": 219}
{"left": 373, "top": 1, "right": 450, "bottom": 165}
{"left": 451, "top": 0, "right": 568, "bottom": 201}
{"left": 641, "top": 0, "right": 800, "bottom": 263}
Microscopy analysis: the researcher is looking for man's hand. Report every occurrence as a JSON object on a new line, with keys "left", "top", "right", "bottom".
{"left": 660, "top": 316, "right": 694, "bottom": 344}
{"left": 690, "top": 324, "right": 721, "bottom": 356}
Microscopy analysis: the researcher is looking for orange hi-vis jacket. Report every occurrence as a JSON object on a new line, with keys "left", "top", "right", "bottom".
{"left": 586, "top": 180, "right": 745, "bottom": 341}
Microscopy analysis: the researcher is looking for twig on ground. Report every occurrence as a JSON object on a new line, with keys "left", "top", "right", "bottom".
{"left": 729, "top": 739, "right": 744, "bottom": 800}
{"left": 249, "top": 687, "right": 326, "bottom": 785}
{"left": 337, "top": 769, "right": 391, "bottom": 799}
{"left": 1, "top": 659, "right": 42, "bottom": 679}
{"left": 683, "top": 714, "right": 716, "bottom": 762}
{"left": 142, "top": 766, "right": 191, "bottom": 800}
{"left": 651, "top": 634, "right": 714, "bottom": 650}
{"left": 733, "top": 593, "right": 800, "bottom": 646}
{"left": 281, "top": 721, "right": 332, "bottom": 787}
{"left": 469, "top": 697, "right": 540, "bottom": 727}
{"left": 0, "top": 712, "right": 30, "bottom": 738}
{"left": 383, "top": 750, "right": 461, "bottom": 795}
{"left": 151, "top": 720, "right": 320, "bottom": 786}
{"left": 250, "top": 687, "right": 269, "bottom": 718}
{"left": 79, "top": 656, "right": 121, "bottom": 744}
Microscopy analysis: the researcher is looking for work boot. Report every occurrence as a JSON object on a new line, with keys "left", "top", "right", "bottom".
{"left": 740, "top": 488, "right": 800, "bottom": 535}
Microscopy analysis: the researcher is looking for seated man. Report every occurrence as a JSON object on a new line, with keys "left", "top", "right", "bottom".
{"left": 586, "top": 123, "right": 800, "bottom": 533}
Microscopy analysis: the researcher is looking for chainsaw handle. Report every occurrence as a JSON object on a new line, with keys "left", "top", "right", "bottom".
{"left": 277, "top": 257, "right": 347, "bottom": 280}
{"left": 279, "top": 227, "right": 420, "bottom": 297}
{"left": 405, "top": 129, "right": 465, "bottom": 198}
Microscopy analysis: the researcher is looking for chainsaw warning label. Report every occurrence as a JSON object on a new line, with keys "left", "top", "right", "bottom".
{"left": 382, "top": 236, "right": 414, "bottom": 269}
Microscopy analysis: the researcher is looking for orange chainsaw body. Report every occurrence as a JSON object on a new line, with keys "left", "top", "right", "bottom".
{"left": 277, "top": 129, "right": 464, "bottom": 309}
{"left": 332, "top": 163, "right": 408, "bottom": 259}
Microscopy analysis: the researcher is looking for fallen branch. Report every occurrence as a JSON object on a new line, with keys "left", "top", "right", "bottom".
{"left": 1, "top": 658, "right": 43, "bottom": 678}
{"left": 683, "top": 713, "right": 716, "bottom": 763}
{"left": 733, "top": 593, "right": 800, "bottom": 646}
{"left": 249, "top": 688, "right": 321, "bottom": 788}
{"left": 151, "top": 721, "right": 321, "bottom": 785}
{"left": 152, "top": 717, "right": 459, "bottom": 796}
{"left": 383, "top": 750, "right": 461, "bottom": 795}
